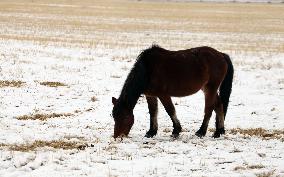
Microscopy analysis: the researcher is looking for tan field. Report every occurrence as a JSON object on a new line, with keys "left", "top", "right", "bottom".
{"left": 1, "top": 0, "right": 284, "bottom": 52}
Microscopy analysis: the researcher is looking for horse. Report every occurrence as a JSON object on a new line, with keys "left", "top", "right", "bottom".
{"left": 112, "top": 45, "right": 234, "bottom": 139}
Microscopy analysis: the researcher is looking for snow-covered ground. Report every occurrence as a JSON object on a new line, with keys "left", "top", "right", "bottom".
{"left": 0, "top": 0, "right": 283, "bottom": 176}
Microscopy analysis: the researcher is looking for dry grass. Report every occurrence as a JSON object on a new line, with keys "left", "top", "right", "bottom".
{"left": 39, "top": 81, "right": 67, "bottom": 87}
{"left": 0, "top": 0, "right": 283, "bottom": 53}
{"left": 0, "top": 140, "right": 87, "bottom": 152}
{"left": 110, "top": 75, "right": 121, "bottom": 79}
{"left": 208, "top": 127, "right": 284, "bottom": 140}
{"left": 234, "top": 164, "right": 265, "bottom": 171}
{"left": 256, "top": 170, "right": 276, "bottom": 177}
{"left": 91, "top": 96, "right": 98, "bottom": 102}
{"left": 229, "top": 128, "right": 284, "bottom": 140}
{"left": 17, "top": 112, "right": 73, "bottom": 121}
{"left": 63, "top": 135, "right": 86, "bottom": 141}
{"left": 0, "top": 80, "right": 25, "bottom": 88}
{"left": 234, "top": 166, "right": 247, "bottom": 171}
{"left": 247, "top": 164, "right": 265, "bottom": 169}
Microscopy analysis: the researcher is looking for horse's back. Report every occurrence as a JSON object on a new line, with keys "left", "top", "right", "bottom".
{"left": 142, "top": 46, "right": 228, "bottom": 97}
{"left": 143, "top": 46, "right": 226, "bottom": 66}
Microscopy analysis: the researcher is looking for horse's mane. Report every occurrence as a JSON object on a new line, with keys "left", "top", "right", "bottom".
{"left": 112, "top": 45, "right": 162, "bottom": 119}
{"left": 148, "top": 44, "right": 163, "bottom": 51}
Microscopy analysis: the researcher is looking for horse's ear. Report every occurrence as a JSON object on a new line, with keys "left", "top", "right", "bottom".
{"left": 112, "top": 97, "right": 118, "bottom": 105}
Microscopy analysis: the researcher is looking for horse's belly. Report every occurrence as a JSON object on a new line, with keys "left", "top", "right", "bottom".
{"left": 169, "top": 88, "right": 201, "bottom": 97}
{"left": 145, "top": 78, "right": 206, "bottom": 97}
{"left": 168, "top": 81, "right": 204, "bottom": 97}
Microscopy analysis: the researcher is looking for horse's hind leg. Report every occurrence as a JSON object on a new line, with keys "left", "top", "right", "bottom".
{"left": 213, "top": 95, "right": 225, "bottom": 138}
{"left": 159, "top": 96, "right": 182, "bottom": 138}
{"left": 195, "top": 88, "right": 217, "bottom": 137}
{"left": 145, "top": 96, "right": 158, "bottom": 138}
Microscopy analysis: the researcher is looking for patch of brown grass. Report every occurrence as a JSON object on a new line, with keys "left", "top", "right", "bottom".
{"left": 40, "top": 81, "right": 67, "bottom": 87}
{"left": 1, "top": 140, "right": 88, "bottom": 152}
{"left": 17, "top": 113, "right": 73, "bottom": 121}
{"left": 234, "top": 166, "right": 247, "bottom": 171}
{"left": 0, "top": 80, "right": 25, "bottom": 88}
{"left": 1, "top": 0, "right": 283, "bottom": 54}
{"left": 234, "top": 164, "right": 265, "bottom": 171}
{"left": 247, "top": 164, "right": 265, "bottom": 169}
{"left": 110, "top": 75, "right": 121, "bottom": 79}
{"left": 91, "top": 96, "right": 98, "bottom": 102}
{"left": 63, "top": 135, "right": 86, "bottom": 141}
{"left": 256, "top": 170, "right": 276, "bottom": 177}
{"left": 229, "top": 128, "right": 284, "bottom": 140}
{"left": 208, "top": 127, "right": 283, "bottom": 141}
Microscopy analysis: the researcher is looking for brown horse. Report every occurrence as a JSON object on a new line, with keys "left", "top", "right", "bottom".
{"left": 112, "top": 45, "right": 234, "bottom": 138}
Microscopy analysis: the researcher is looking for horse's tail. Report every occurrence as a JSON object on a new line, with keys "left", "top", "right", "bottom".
{"left": 220, "top": 53, "right": 234, "bottom": 119}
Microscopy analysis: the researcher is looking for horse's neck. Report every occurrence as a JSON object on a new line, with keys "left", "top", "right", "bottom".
{"left": 118, "top": 58, "right": 147, "bottom": 111}
{"left": 118, "top": 87, "right": 141, "bottom": 111}
{"left": 118, "top": 78, "right": 143, "bottom": 111}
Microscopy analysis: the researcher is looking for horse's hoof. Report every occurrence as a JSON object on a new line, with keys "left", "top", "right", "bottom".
{"left": 213, "top": 128, "right": 225, "bottom": 138}
{"left": 213, "top": 132, "right": 221, "bottom": 138}
{"left": 172, "top": 127, "right": 182, "bottom": 135}
{"left": 195, "top": 129, "right": 206, "bottom": 138}
{"left": 145, "top": 130, "right": 157, "bottom": 138}
{"left": 171, "top": 133, "right": 180, "bottom": 138}
{"left": 219, "top": 128, "right": 225, "bottom": 135}
{"left": 144, "top": 133, "right": 154, "bottom": 138}
{"left": 195, "top": 132, "right": 204, "bottom": 138}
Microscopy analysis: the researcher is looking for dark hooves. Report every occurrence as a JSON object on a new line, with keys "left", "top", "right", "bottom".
{"left": 172, "top": 127, "right": 182, "bottom": 136}
{"left": 171, "top": 133, "right": 180, "bottom": 138}
{"left": 145, "top": 130, "right": 157, "bottom": 138}
{"left": 213, "top": 128, "right": 225, "bottom": 138}
{"left": 195, "top": 129, "right": 206, "bottom": 138}
{"left": 213, "top": 133, "right": 221, "bottom": 138}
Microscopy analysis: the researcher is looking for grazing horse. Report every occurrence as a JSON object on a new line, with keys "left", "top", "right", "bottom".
{"left": 112, "top": 45, "right": 234, "bottom": 138}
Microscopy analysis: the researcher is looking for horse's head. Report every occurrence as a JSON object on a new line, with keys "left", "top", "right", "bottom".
{"left": 112, "top": 97, "right": 134, "bottom": 138}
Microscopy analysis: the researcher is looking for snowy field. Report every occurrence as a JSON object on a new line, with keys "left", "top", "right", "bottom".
{"left": 0, "top": 0, "right": 284, "bottom": 176}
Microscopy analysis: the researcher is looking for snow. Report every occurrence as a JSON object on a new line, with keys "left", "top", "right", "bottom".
{"left": 1, "top": 39, "right": 283, "bottom": 177}
{"left": 0, "top": 0, "right": 284, "bottom": 176}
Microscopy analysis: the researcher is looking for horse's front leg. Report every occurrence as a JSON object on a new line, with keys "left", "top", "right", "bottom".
{"left": 145, "top": 96, "right": 158, "bottom": 138}
{"left": 159, "top": 96, "right": 182, "bottom": 138}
